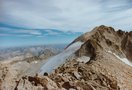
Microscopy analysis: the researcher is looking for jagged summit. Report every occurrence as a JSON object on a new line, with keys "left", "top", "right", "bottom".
{"left": 67, "top": 25, "right": 132, "bottom": 63}
{"left": 67, "top": 25, "right": 115, "bottom": 43}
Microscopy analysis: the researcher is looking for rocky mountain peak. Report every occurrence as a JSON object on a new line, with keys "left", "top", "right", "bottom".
{"left": 74, "top": 25, "right": 132, "bottom": 62}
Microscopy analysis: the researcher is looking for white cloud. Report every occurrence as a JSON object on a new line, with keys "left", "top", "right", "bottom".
{"left": 13, "top": 30, "right": 42, "bottom": 35}
{"left": 1, "top": 0, "right": 132, "bottom": 32}
{"left": 44, "top": 30, "right": 60, "bottom": 35}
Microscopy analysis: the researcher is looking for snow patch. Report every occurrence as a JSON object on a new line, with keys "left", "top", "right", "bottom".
{"left": 39, "top": 42, "right": 83, "bottom": 75}
{"left": 108, "top": 51, "right": 132, "bottom": 67}
{"left": 33, "top": 61, "right": 38, "bottom": 64}
{"left": 77, "top": 56, "right": 90, "bottom": 63}
{"left": 18, "top": 62, "right": 22, "bottom": 64}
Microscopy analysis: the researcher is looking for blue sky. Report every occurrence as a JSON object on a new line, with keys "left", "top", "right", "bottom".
{"left": 0, "top": 0, "right": 132, "bottom": 47}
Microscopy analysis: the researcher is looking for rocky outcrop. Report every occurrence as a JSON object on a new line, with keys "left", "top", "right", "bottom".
{"left": 48, "top": 59, "right": 120, "bottom": 90}
{"left": 121, "top": 31, "right": 132, "bottom": 62}
{"left": 76, "top": 40, "right": 97, "bottom": 60}
{"left": 73, "top": 25, "right": 132, "bottom": 62}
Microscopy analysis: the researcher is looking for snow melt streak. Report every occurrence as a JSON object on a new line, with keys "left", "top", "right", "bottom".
{"left": 108, "top": 51, "right": 132, "bottom": 67}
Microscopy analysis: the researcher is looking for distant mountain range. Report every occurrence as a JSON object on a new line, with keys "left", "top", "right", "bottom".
{"left": 0, "top": 44, "right": 66, "bottom": 61}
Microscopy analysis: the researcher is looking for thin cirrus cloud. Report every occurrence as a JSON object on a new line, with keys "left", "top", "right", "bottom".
{"left": 1, "top": 0, "right": 132, "bottom": 32}
{"left": 0, "top": 25, "right": 81, "bottom": 37}
{"left": 13, "top": 30, "right": 42, "bottom": 35}
{"left": 0, "top": 0, "right": 132, "bottom": 47}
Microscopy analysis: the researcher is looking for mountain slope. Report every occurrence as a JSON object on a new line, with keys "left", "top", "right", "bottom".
{"left": 39, "top": 41, "right": 83, "bottom": 74}
{"left": 37, "top": 25, "right": 132, "bottom": 90}
{"left": 1, "top": 25, "right": 132, "bottom": 90}
{"left": 75, "top": 25, "right": 132, "bottom": 66}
